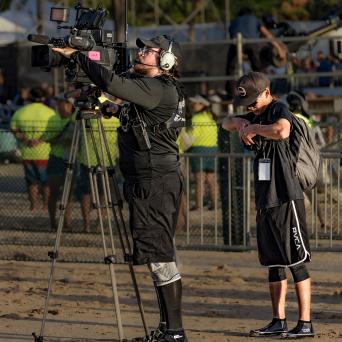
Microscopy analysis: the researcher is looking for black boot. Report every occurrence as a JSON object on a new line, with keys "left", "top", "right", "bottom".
{"left": 132, "top": 323, "right": 167, "bottom": 342}
{"left": 158, "top": 280, "right": 183, "bottom": 330}
{"left": 281, "top": 320, "right": 314, "bottom": 339}
{"left": 132, "top": 283, "right": 167, "bottom": 342}
{"left": 156, "top": 328, "right": 187, "bottom": 342}
{"left": 149, "top": 282, "right": 168, "bottom": 341}
{"left": 250, "top": 318, "right": 288, "bottom": 336}
{"left": 149, "top": 322, "right": 167, "bottom": 341}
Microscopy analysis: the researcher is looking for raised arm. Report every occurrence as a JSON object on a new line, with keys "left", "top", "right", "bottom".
{"left": 53, "top": 48, "right": 163, "bottom": 109}
{"left": 260, "top": 25, "right": 287, "bottom": 61}
{"left": 222, "top": 116, "right": 250, "bottom": 132}
{"left": 241, "top": 118, "right": 290, "bottom": 145}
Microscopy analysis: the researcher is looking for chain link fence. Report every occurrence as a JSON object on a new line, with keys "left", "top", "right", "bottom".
{"left": 1, "top": 119, "right": 341, "bottom": 261}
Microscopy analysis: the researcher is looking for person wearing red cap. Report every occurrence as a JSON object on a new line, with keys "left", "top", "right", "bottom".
{"left": 222, "top": 71, "right": 314, "bottom": 339}
{"left": 53, "top": 35, "right": 187, "bottom": 342}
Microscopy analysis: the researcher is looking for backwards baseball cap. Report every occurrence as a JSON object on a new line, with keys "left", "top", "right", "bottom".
{"left": 136, "top": 35, "right": 182, "bottom": 60}
{"left": 233, "top": 71, "right": 270, "bottom": 106}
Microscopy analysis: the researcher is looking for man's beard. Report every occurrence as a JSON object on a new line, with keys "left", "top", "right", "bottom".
{"left": 133, "top": 63, "right": 150, "bottom": 75}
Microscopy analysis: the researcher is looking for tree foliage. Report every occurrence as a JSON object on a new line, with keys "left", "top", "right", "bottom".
{"left": 0, "top": 0, "right": 11, "bottom": 12}
{"left": 2, "top": 0, "right": 342, "bottom": 24}
{"left": 0, "top": 0, "right": 29, "bottom": 12}
{"left": 306, "top": 0, "right": 342, "bottom": 20}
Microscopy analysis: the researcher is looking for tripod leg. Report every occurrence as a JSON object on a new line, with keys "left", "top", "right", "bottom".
{"left": 33, "top": 119, "right": 82, "bottom": 341}
{"left": 81, "top": 118, "right": 125, "bottom": 341}
{"left": 98, "top": 119, "right": 150, "bottom": 338}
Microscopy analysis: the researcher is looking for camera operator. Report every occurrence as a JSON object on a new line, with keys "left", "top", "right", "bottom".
{"left": 53, "top": 35, "right": 187, "bottom": 342}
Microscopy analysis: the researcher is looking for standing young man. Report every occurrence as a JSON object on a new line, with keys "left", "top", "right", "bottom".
{"left": 53, "top": 35, "right": 187, "bottom": 342}
{"left": 222, "top": 72, "right": 314, "bottom": 339}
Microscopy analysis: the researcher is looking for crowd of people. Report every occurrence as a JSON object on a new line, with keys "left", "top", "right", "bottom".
{"left": 0, "top": 82, "right": 332, "bottom": 231}
{"left": 292, "top": 51, "right": 342, "bottom": 88}
{"left": 262, "top": 50, "right": 342, "bottom": 92}
{"left": 1, "top": 84, "right": 120, "bottom": 234}
{"left": 225, "top": 7, "right": 342, "bottom": 96}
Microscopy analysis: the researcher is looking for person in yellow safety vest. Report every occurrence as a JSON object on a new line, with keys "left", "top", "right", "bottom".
{"left": 187, "top": 95, "right": 218, "bottom": 211}
{"left": 43, "top": 96, "right": 76, "bottom": 231}
{"left": 175, "top": 127, "right": 194, "bottom": 231}
{"left": 10, "top": 87, "right": 56, "bottom": 212}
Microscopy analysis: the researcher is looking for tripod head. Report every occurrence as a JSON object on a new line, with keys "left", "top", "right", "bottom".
{"left": 65, "top": 84, "right": 102, "bottom": 113}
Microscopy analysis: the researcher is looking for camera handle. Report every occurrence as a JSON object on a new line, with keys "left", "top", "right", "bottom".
{"left": 32, "top": 105, "right": 149, "bottom": 342}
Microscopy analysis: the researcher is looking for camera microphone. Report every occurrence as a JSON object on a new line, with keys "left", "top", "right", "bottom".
{"left": 27, "top": 34, "right": 50, "bottom": 45}
{"left": 134, "top": 60, "right": 158, "bottom": 67}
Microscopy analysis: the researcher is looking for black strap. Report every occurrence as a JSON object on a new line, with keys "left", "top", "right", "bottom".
{"left": 147, "top": 122, "right": 167, "bottom": 133}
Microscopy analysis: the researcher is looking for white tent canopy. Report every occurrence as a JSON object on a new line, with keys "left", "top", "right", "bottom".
{"left": 0, "top": 16, "right": 26, "bottom": 45}
{"left": 0, "top": 16, "right": 26, "bottom": 33}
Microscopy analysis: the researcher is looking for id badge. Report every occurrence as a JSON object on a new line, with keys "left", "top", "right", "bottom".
{"left": 258, "top": 158, "right": 271, "bottom": 181}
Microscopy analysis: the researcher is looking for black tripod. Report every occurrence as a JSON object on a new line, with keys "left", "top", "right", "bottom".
{"left": 32, "top": 86, "right": 149, "bottom": 342}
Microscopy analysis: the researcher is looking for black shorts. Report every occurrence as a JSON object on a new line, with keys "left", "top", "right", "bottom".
{"left": 47, "top": 155, "right": 67, "bottom": 177}
{"left": 256, "top": 199, "right": 311, "bottom": 267}
{"left": 123, "top": 171, "right": 183, "bottom": 265}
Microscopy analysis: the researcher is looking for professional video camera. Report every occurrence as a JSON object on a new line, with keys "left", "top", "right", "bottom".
{"left": 28, "top": 3, "right": 130, "bottom": 83}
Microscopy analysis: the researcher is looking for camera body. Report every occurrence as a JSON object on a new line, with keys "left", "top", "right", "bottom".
{"left": 29, "top": 4, "right": 130, "bottom": 84}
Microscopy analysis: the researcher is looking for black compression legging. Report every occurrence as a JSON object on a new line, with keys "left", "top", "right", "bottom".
{"left": 268, "top": 263, "right": 310, "bottom": 283}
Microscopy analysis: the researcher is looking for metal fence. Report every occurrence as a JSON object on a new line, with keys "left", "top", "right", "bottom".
{"left": 179, "top": 151, "right": 342, "bottom": 250}
{"left": 0, "top": 123, "right": 341, "bottom": 262}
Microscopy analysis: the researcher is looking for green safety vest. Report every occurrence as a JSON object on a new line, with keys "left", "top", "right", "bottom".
{"left": 10, "top": 103, "right": 56, "bottom": 160}
{"left": 189, "top": 110, "right": 218, "bottom": 147}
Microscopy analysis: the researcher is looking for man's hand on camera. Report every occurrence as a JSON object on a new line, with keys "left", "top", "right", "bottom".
{"left": 53, "top": 47, "right": 78, "bottom": 59}
{"left": 101, "top": 103, "right": 120, "bottom": 119}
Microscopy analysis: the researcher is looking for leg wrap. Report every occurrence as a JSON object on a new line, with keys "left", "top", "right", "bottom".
{"left": 290, "top": 263, "right": 310, "bottom": 283}
{"left": 148, "top": 262, "right": 181, "bottom": 287}
{"left": 268, "top": 266, "right": 287, "bottom": 282}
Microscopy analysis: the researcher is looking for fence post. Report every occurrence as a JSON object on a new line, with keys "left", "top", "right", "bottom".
{"left": 236, "top": 32, "right": 243, "bottom": 77}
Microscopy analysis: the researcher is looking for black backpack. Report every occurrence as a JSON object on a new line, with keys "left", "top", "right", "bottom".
{"left": 289, "top": 114, "right": 320, "bottom": 191}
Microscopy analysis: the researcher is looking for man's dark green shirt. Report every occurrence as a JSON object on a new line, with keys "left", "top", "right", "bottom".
{"left": 73, "top": 52, "right": 180, "bottom": 181}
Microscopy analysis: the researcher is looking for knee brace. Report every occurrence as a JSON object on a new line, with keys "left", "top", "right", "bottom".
{"left": 148, "top": 262, "right": 181, "bottom": 286}
{"left": 290, "top": 263, "right": 310, "bottom": 283}
{"left": 268, "top": 267, "right": 287, "bottom": 282}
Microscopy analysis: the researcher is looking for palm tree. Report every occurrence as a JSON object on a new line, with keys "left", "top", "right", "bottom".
{"left": 111, "top": 0, "right": 126, "bottom": 42}
{"left": 36, "top": 0, "right": 44, "bottom": 34}
{"left": 0, "top": 0, "right": 11, "bottom": 12}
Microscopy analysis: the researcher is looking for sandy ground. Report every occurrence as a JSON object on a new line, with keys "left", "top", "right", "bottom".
{"left": 0, "top": 250, "right": 341, "bottom": 342}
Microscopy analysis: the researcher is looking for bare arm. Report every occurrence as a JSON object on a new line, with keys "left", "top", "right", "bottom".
{"left": 11, "top": 129, "right": 42, "bottom": 147}
{"left": 260, "top": 25, "right": 287, "bottom": 60}
{"left": 222, "top": 116, "right": 250, "bottom": 132}
{"left": 241, "top": 118, "right": 291, "bottom": 145}
{"left": 53, "top": 48, "right": 163, "bottom": 108}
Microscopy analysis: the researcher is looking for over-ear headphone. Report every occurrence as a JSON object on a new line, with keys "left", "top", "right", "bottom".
{"left": 160, "top": 39, "right": 176, "bottom": 71}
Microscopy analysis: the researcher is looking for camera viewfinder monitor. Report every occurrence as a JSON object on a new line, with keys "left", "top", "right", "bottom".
{"left": 50, "top": 7, "right": 70, "bottom": 23}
